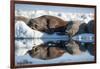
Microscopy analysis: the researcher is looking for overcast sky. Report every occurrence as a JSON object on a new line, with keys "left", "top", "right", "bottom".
{"left": 15, "top": 4, "right": 95, "bottom": 13}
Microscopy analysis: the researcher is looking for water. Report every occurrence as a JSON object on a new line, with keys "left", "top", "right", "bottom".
{"left": 72, "top": 33, "right": 94, "bottom": 43}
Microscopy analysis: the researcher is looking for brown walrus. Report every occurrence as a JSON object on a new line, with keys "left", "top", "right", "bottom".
{"left": 27, "top": 42, "right": 66, "bottom": 60}
{"left": 27, "top": 15, "right": 67, "bottom": 34}
{"left": 65, "top": 21, "right": 87, "bottom": 37}
{"left": 65, "top": 21, "right": 81, "bottom": 36}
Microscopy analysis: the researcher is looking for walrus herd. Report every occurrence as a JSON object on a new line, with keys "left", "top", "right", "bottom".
{"left": 16, "top": 15, "right": 95, "bottom": 60}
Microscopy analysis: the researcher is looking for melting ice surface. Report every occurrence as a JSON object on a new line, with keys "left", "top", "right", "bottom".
{"left": 15, "top": 21, "right": 94, "bottom": 65}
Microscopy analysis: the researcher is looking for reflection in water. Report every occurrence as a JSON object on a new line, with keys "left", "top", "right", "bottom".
{"left": 27, "top": 40, "right": 94, "bottom": 60}
{"left": 72, "top": 33, "right": 94, "bottom": 43}
{"left": 27, "top": 41, "right": 66, "bottom": 60}
{"left": 15, "top": 33, "right": 94, "bottom": 59}
{"left": 15, "top": 35, "right": 69, "bottom": 56}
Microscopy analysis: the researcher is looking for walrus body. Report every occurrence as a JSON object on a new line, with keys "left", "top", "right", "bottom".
{"left": 65, "top": 21, "right": 86, "bottom": 36}
{"left": 27, "top": 15, "right": 67, "bottom": 34}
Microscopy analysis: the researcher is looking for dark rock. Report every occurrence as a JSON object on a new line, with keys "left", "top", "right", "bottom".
{"left": 86, "top": 20, "right": 95, "bottom": 34}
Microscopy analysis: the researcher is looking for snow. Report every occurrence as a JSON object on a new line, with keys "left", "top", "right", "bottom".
{"left": 15, "top": 21, "right": 34, "bottom": 38}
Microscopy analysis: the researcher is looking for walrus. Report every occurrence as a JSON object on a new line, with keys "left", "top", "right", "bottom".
{"left": 27, "top": 42, "right": 66, "bottom": 60}
{"left": 27, "top": 15, "right": 67, "bottom": 34}
{"left": 65, "top": 21, "right": 87, "bottom": 37}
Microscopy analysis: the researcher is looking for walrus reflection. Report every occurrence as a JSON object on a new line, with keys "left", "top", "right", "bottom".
{"left": 27, "top": 40, "right": 95, "bottom": 60}
{"left": 27, "top": 43, "right": 66, "bottom": 60}
{"left": 65, "top": 41, "right": 82, "bottom": 55}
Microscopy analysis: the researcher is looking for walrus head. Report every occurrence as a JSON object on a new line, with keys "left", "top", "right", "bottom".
{"left": 27, "top": 45, "right": 48, "bottom": 60}
{"left": 27, "top": 18, "right": 48, "bottom": 32}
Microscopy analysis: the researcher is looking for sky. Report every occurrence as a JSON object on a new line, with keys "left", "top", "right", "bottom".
{"left": 15, "top": 4, "right": 95, "bottom": 13}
